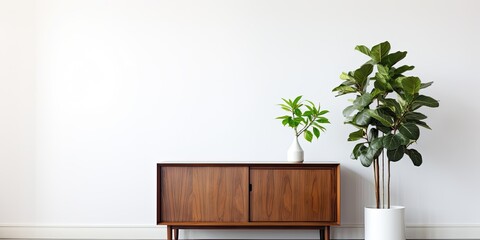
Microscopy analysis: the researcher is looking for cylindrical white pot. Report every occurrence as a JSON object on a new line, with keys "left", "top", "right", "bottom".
{"left": 365, "top": 206, "right": 405, "bottom": 240}
{"left": 287, "top": 136, "right": 304, "bottom": 163}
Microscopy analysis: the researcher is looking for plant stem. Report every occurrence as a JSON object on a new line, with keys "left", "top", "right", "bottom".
{"left": 388, "top": 157, "right": 391, "bottom": 209}
{"left": 374, "top": 158, "right": 380, "bottom": 208}
{"left": 297, "top": 116, "right": 316, "bottom": 136}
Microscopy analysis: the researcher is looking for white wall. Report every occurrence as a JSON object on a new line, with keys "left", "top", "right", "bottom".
{"left": 1, "top": 0, "right": 480, "bottom": 239}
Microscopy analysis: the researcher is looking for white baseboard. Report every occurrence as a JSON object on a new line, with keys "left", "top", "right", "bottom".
{"left": 1, "top": 224, "right": 480, "bottom": 239}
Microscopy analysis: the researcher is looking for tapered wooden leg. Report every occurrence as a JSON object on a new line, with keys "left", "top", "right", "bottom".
{"left": 167, "top": 225, "right": 172, "bottom": 240}
{"left": 319, "top": 228, "right": 324, "bottom": 240}
{"left": 324, "top": 226, "right": 330, "bottom": 240}
{"left": 174, "top": 228, "right": 179, "bottom": 240}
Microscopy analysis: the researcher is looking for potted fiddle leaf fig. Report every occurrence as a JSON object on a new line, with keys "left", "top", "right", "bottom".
{"left": 332, "top": 41, "right": 439, "bottom": 240}
{"left": 276, "top": 96, "right": 329, "bottom": 163}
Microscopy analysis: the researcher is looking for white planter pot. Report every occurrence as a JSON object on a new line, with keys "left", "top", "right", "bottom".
{"left": 365, "top": 206, "right": 405, "bottom": 240}
{"left": 287, "top": 136, "right": 304, "bottom": 163}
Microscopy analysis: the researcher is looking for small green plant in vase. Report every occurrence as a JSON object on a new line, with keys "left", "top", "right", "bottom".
{"left": 277, "top": 96, "right": 329, "bottom": 163}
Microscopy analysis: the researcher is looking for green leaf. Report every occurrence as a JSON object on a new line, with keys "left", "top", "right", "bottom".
{"left": 420, "top": 81, "right": 433, "bottom": 89}
{"left": 343, "top": 105, "right": 357, "bottom": 117}
{"left": 355, "top": 45, "right": 371, "bottom": 56}
{"left": 353, "top": 93, "right": 373, "bottom": 108}
{"left": 370, "top": 41, "right": 391, "bottom": 63}
{"left": 304, "top": 130, "right": 313, "bottom": 142}
{"left": 292, "top": 96, "right": 302, "bottom": 106}
{"left": 316, "top": 117, "right": 330, "bottom": 124}
{"left": 396, "top": 133, "right": 410, "bottom": 145}
{"left": 340, "top": 72, "right": 351, "bottom": 80}
{"left": 313, "top": 127, "right": 320, "bottom": 138}
{"left": 353, "top": 109, "right": 372, "bottom": 126}
{"left": 413, "top": 120, "right": 432, "bottom": 130}
{"left": 383, "top": 98, "right": 402, "bottom": 115}
{"left": 368, "top": 109, "right": 394, "bottom": 127}
{"left": 353, "top": 64, "right": 374, "bottom": 89}
{"left": 402, "top": 76, "right": 421, "bottom": 94}
{"left": 294, "top": 108, "right": 302, "bottom": 117}
{"left": 303, "top": 111, "right": 313, "bottom": 116}
{"left": 358, "top": 147, "right": 374, "bottom": 167}
{"left": 405, "top": 148, "right": 422, "bottom": 166}
{"left": 387, "top": 145, "right": 405, "bottom": 161}
{"left": 370, "top": 137, "right": 383, "bottom": 150}
{"left": 394, "top": 65, "right": 415, "bottom": 75}
{"left": 351, "top": 143, "right": 366, "bottom": 160}
{"left": 332, "top": 85, "right": 356, "bottom": 96}
{"left": 368, "top": 128, "right": 379, "bottom": 141}
{"left": 276, "top": 115, "right": 289, "bottom": 119}
{"left": 318, "top": 110, "right": 329, "bottom": 115}
{"left": 281, "top": 118, "right": 289, "bottom": 126}
{"left": 348, "top": 129, "right": 364, "bottom": 141}
{"left": 381, "top": 51, "right": 407, "bottom": 67}
{"left": 412, "top": 95, "right": 440, "bottom": 109}
{"left": 377, "top": 65, "right": 390, "bottom": 77}
{"left": 383, "top": 134, "right": 402, "bottom": 150}
{"left": 399, "top": 122, "right": 420, "bottom": 140}
{"left": 404, "top": 112, "right": 427, "bottom": 121}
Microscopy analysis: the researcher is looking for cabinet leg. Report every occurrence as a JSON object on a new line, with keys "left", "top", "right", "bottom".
{"left": 174, "top": 228, "right": 179, "bottom": 240}
{"left": 319, "top": 228, "right": 324, "bottom": 240}
{"left": 324, "top": 226, "right": 330, "bottom": 240}
{"left": 167, "top": 225, "right": 172, "bottom": 240}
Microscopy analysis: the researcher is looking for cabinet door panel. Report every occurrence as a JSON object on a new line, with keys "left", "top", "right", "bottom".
{"left": 160, "top": 166, "right": 248, "bottom": 222}
{"left": 250, "top": 168, "right": 336, "bottom": 222}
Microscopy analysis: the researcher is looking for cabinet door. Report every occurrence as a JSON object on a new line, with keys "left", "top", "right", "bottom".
{"left": 160, "top": 166, "right": 249, "bottom": 222}
{"left": 250, "top": 168, "right": 337, "bottom": 222}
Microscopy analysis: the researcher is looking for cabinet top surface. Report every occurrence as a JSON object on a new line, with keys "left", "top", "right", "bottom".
{"left": 157, "top": 161, "right": 339, "bottom": 166}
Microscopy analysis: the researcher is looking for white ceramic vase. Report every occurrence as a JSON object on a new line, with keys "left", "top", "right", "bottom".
{"left": 287, "top": 136, "right": 304, "bottom": 163}
{"left": 365, "top": 206, "right": 405, "bottom": 240}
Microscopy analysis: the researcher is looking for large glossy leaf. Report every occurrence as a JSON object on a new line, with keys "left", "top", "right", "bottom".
{"left": 399, "top": 122, "right": 420, "bottom": 140}
{"left": 383, "top": 134, "right": 403, "bottom": 150}
{"left": 343, "top": 105, "right": 357, "bottom": 117}
{"left": 412, "top": 95, "right": 440, "bottom": 109}
{"left": 359, "top": 147, "right": 374, "bottom": 167}
{"left": 394, "top": 65, "right": 415, "bottom": 75}
{"left": 387, "top": 145, "right": 405, "bottom": 161}
{"left": 354, "top": 109, "right": 372, "bottom": 126}
{"left": 377, "top": 65, "right": 389, "bottom": 78}
{"left": 413, "top": 120, "right": 432, "bottom": 130}
{"left": 332, "top": 85, "right": 356, "bottom": 96}
{"left": 404, "top": 112, "right": 427, "bottom": 121}
{"left": 383, "top": 98, "right": 402, "bottom": 115}
{"left": 368, "top": 109, "right": 394, "bottom": 127}
{"left": 355, "top": 45, "right": 371, "bottom": 56}
{"left": 368, "top": 128, "right": 379, "bottom": 141}
{"left": 405, "top": 148, "right": 423, "bottom": 166}
{"left": 353, "top": 64, "right": 374, "bottom": 89}
{"left": 402, "top": 77, "right": 421, "bottom": 94}
{"left": 370, "top": 137, "right": 383, "bottom": 150}
{"left": 381, "top": 51, "right": 407, "bottom": 67}
{"left": 348, "top": 129, "right": 364, "bottom": 141}
{"left": 420, "top": 81, "right": 433, "bottom": 89}
{"left": 351, "top": 143, "right": 367, "bottom": 160}
{"left": 353, "top": 93, "right": 373, "bottom": 108}
{"left": 370, "top": 41, "right": 391, "bottom": 63}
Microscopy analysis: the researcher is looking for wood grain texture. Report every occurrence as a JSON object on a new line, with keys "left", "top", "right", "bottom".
{"left": 160, "top": 166, "right": 249, "bottom": 222}
{"left": 249, "top": 167, "right": 337, "bottom": 222}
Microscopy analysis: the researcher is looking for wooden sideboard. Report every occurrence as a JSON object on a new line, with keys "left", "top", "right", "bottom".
{"left": 157, "top": 163, "right": 340, "bottom": 240}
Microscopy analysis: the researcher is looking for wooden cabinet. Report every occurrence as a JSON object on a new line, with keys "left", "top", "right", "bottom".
{"left": 157, "top": 163, "right": 340, "bottom": 240}
{"left": 160, "top": 166, "right": 248, "bottom": 222}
